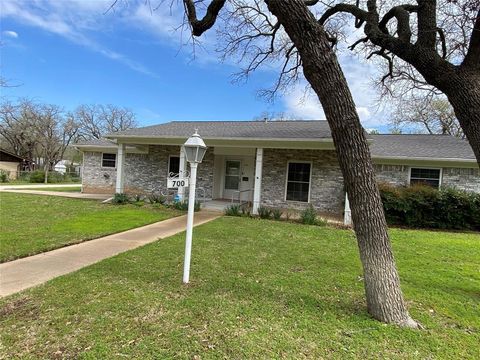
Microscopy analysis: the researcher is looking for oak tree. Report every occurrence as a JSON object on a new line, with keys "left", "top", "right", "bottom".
{"left": 170, "top": 0, "right": 419, "bottom": 326}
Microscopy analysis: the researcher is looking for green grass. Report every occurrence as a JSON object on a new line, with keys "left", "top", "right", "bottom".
{"left": 0, "top": 217, "right": 478, "bottom": 359}
{"left": 0, "top": 193, "right": 181, "bottom": 262}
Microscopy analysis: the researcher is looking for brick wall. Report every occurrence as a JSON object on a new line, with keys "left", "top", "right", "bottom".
{"left": 261, "top": 149, "right": 344, "bottom": 214}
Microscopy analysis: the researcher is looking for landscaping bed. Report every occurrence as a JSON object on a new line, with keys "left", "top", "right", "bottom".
{"left": 0, "top": 217, "right": 478, "bottom": 358}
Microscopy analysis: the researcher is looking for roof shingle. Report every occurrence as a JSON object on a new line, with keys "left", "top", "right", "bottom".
{"left": 106, "top": 120, "right": 333, "bottom": 139}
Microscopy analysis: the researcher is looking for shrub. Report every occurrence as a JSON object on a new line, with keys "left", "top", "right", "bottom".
{"left": 272, "top": 208, "right": 282, "bottom": 220}
{"left": 257, "top": 206, "right": 272, "bottom": 219}
{"left": 0, "top": 169, "right": 9, "bottom": 183}
{"left": 379, "top": 183, "right": 480, "bottom": 230}
{"left": 29, "top": 170, "right": 45, "bottom": 183}
{"left": 171, "top": 200, "right": 200, "bottom": 212}
{"left": 148, "top": 194, "right": 166, "bottom": 204}
{"left": 241, "top": 207, "right": 252, "bottom": 218}
{"left": 225, "top": 204, "right": 241, "bottom": 216}
{"left": 112, "top": 193, "right": 130, "bottom": 205}
{"left": 300, "top": 204, "right": 318, "bottom": 225}
{"left": 28, "top": 170, "right": 66, "bottom": 183}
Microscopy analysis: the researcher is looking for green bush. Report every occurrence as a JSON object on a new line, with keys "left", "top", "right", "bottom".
{"left": 225, "top": 204, "right": 241, "bottom": 216}
{"left": 0, "top": 169, "right": 9, "bottom": 183}
{"left": 272, "top": 208, "right": 282, "bottom": 220}
{"left": 379, "top": 183, "right": 480, "bottom": 230}
{"left": 300, "top": 204, "right": 318, "bottom": 225}
{"left": 257, "top": 206, "right": 272, "bottom": 219}
{"left": 112, "top": 193, "right": 130, "bottom": 205}
{"left": 171, "top": 200, "right": 200, "bottom": 212}
{"left": 148, "top": 194, "right": 166, "bottom": 204}
{"left": 28, "top": 170, "right": 66, "bottom": 183}
{"left": 241, "top": 207, "right": 251, "bottom": 217}
{"left": 29, "top": 170, "right": 46, "bottom": 183}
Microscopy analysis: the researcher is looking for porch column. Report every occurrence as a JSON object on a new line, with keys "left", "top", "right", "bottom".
{"left": 115, "top": 143, "right": 126, "bottom": 194}
{"left": 178, "top": 146, "right": 186, "bottom": 199}
{"left": 344, "top": 192, "right": 352, "bottom": 225}
{"left": 252, "top": 148, "right": 263, "bottom": 215}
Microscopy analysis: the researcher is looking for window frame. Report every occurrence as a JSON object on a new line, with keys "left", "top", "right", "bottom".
{"left": 224, "top": 159, "right": 242, "bottom": 191}
{"left": 284, "top": 160, "right": 313, "bottom": 203}
{"left": 168, "top": 155, "right": 181, "bottom": 177}
{"left": 101, "top": 153, "right": 117, "bottom": 169}
{"left": 408, "top": 166, "right": 443, "bottom": 189}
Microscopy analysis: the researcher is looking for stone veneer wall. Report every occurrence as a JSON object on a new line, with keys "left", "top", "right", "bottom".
{"left": 261, "top": 148, "right": 344, "bottom": 214}
{"left": 374, "top": 163, "right": 480, "bottom": 193}
{"left": 374, "top": 164, "right": 409, "bottom": 186}
{"left": 442, "top": 167, "right": 480, "bottom": 193}
{"left": 82, "top": 145, "right": 215, "bottom": 198}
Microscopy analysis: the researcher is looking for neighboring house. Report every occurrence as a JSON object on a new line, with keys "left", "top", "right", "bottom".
{"left": 74, "top": 120, "right": 479, "bottom": 217}
{"left": 0, "top": 149, "right": 24, "bottom": 180}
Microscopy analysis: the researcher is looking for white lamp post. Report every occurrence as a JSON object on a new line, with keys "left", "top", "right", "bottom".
{"left": 182, "top": 130, "right": 207, "bottom": 284}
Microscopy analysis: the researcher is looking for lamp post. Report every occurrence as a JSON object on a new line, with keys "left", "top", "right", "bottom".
{"left": 182, "top": 130, "right": 207, "bottom": 284}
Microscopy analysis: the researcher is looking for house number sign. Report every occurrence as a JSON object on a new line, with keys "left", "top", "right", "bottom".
{"left": 167, "top": 178, "right": 189, "bottom": 189}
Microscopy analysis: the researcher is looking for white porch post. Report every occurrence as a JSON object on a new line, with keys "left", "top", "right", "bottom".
{"left": 252, "top": 148, "right": 263, "bottom": 215}
{"left": 178, "top": 146, "right": 186, "bottom": 199}
{"left": 344, "top": 192, "right": 352, "bottom": 225}
{"left": 115, "top": 143, "right": 126, "bottom": 194}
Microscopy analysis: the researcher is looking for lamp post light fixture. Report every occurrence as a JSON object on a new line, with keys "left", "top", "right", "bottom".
{"left": 182, "top": 130, "right": 207, "bottom": 284}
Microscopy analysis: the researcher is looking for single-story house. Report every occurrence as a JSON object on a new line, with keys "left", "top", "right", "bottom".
{"left": 0, "top": 149, "right": 24, "bottom": 180}
{"left": 75, "top": 120, "right": 479, "bottom": 218}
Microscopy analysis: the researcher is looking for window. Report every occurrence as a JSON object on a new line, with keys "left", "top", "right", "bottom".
{"left": 410, "top": 168, "right": 441, "bottom": 188}
{"left": 169, "top": 156, "right": 180, "bottom": 175}
{"left": 286, "top": 162, "right": 311, "bottom": 202}
{"left": 224, "top": 160, "right": 241, "bottom": 190}
{"left": 102, "top": 153, "right": 116, "bottom": 168}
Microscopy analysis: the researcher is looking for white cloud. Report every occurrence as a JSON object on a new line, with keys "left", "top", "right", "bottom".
{"left": 2, "top": 30, "right": 18, "bottom": 38}
{"left": 283, "top": 86, "right": 325, "bottom": 119}
{"left": 0, "top": 0, "right": 158, "bottom": 77}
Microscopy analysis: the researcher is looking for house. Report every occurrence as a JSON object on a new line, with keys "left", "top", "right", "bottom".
{"left": 0, "top": 149, "right": 24, "bottom": 180}
{"left": 74, "top": 120, "right": 479, "bottom": 217}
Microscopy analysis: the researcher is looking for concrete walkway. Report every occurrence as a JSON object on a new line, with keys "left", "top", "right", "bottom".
{"left": 0, "top": 189, "right": 111, "bottom": 200}
{"left": 0, "top": 211, "right": 221, "bottom": 297}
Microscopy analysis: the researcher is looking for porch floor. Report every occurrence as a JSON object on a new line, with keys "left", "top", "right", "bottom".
{"left": 201, "top": 199, "right": 236, "bottom": 212}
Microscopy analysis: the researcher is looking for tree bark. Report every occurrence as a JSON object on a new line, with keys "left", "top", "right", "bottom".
{"left": 442, "top": 71, "right": 480, "bottom": 166}
{"left": 266, "top": 0, "right": 418, "bottom": 327}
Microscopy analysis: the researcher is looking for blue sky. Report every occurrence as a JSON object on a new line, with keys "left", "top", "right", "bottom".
{"left": 1, "top": 0, "right": 388, "bottom": 130}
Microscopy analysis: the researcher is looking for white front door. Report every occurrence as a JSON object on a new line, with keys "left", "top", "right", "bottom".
{"left": 223, "top": 160, "right": 241, "bottom": 200}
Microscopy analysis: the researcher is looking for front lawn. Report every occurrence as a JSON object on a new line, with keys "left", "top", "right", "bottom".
{"left": 0, "top": 217, "right": 478, "bottom": 358}
{"left": 0, "top": 193, "right": 181, "bottom": 262}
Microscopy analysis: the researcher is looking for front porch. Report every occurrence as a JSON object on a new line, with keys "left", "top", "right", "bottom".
{"left": 114, "top": 143, "right": 265, "bottom": 214}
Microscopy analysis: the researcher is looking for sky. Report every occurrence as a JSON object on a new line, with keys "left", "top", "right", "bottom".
{"left": 0, "top": 0, "right": 390, "bottom": 131}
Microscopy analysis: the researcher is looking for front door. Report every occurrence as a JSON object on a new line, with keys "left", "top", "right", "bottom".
{"left": 223, "top": 160, "right": 241, "bottom": 200}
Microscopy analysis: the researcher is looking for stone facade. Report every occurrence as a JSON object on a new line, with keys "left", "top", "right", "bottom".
{"left": 442, "top": 167, "right": 480, "bottom": 193}
{"left": 374, "top": 164, "right": 409, "bottom": 186}
{"left": 261, "top": 148, "right": 344, "bottom": 214}
{"left": 82, "top": 145, "right": 215, "bottom": 198}
{"left": 82, "top": 145, "right": 479, "bottom": 214}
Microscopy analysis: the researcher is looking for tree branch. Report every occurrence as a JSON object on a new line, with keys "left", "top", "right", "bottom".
{"left": 378, "top": 5, "right": 417, "bottom": 42}
{"left": 183, "top": 0, "right": 227, "bottom": 36}
{"left": 462, "top": 9, "right": 480, "bottom": 69}
{"left": 318, "top": 3, "right": 369, "bottom": 27}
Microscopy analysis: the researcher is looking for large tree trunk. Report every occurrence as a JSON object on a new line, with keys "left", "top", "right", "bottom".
{"left": 266, "top": 0, "right": 418, "bottom": 327}
{"left": 443, "top": 71, "right": 480, "bottom": 166}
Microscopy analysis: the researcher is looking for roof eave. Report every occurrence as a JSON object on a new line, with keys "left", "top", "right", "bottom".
{"left": 372, "top": 155, "right": 478, "bottom": 168}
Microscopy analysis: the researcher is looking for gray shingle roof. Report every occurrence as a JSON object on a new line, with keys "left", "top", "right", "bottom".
{"left": 106, "top": 120, "right": 333, "bottom": 139}
{"left": 75, "top": 138, "right": 117, "bottom": 147}
{"left": 76, "top": 121, "right": 476, "bottom": 162}
{"left": 369, "top": 134, "right": 475, "bottom": 160}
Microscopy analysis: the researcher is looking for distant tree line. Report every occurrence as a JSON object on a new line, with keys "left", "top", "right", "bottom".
{"left": 0, "top": 99, "right": 137, "bottom": 181}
